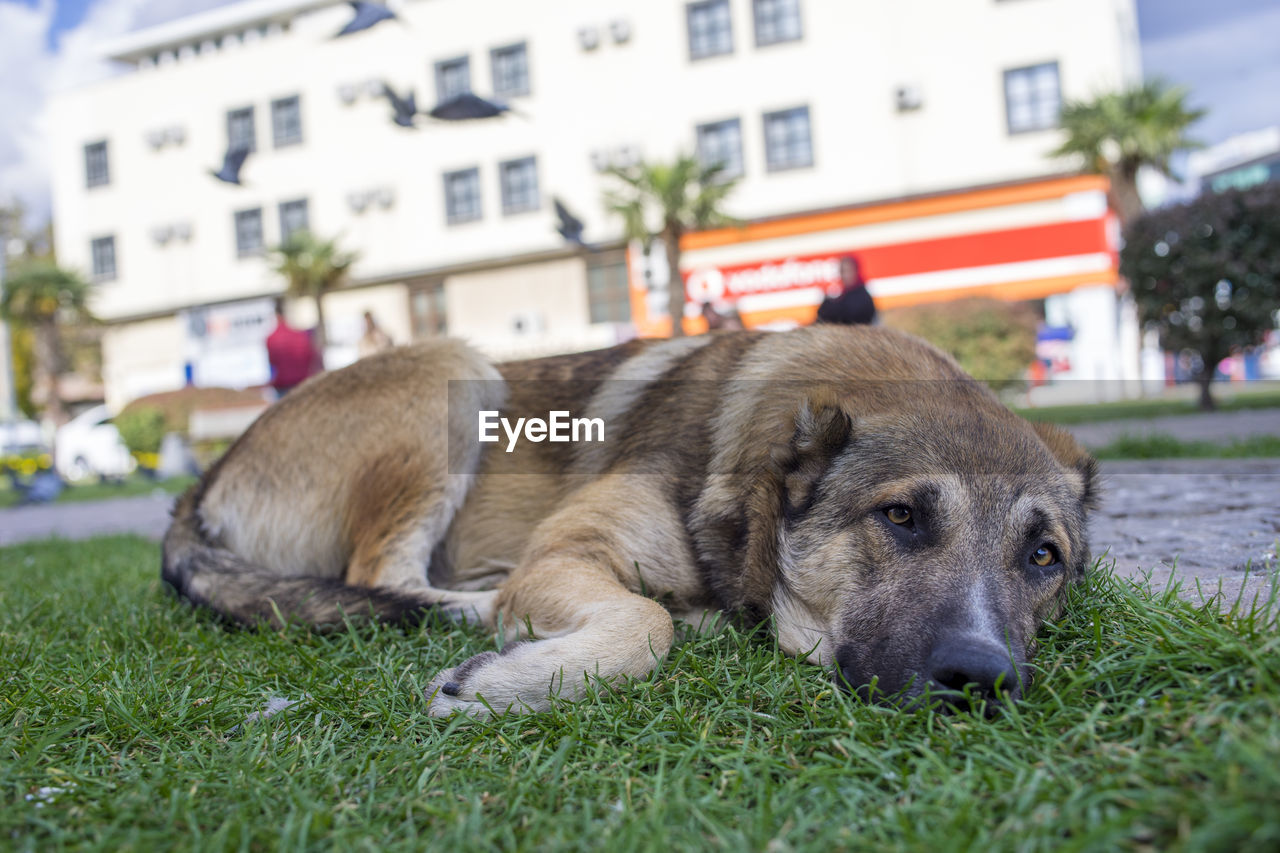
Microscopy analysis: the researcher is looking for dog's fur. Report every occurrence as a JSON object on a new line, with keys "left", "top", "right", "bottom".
{"left": 163, "top": 325, "right": 1098, "bottom": 714}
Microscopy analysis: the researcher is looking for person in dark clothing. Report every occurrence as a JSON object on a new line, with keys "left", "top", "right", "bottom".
{"left": 816, "top": 254, "right": 877, "bottom": 325}
{"left": 265, "top": 298, "right": 320, "bottom": 396}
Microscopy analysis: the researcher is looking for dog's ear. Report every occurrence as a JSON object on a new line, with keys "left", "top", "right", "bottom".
{"left": 1031, "top": 421, "right": 1100, "bottom": 511}
{"left": 777, "top": 392, "right": 852, "bottom": 519}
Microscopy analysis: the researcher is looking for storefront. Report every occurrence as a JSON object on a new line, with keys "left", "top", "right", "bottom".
{"left": 628, "top": 174, "right": 1133, "bottom": 383}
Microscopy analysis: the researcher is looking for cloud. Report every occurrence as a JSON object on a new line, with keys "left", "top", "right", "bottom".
{"left": 0, "top": 0, "right": 238, "bottom": 229}
{"left": 1140, "top": 3, "right": 1280, "bottom": 146}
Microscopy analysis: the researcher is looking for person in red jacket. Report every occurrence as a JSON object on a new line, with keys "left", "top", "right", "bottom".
{"left": 265, "top": 299, "right": 319, "bottom": 396}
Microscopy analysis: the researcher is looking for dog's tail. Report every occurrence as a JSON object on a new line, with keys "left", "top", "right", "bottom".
{"left": 162, "top": 486, "right": 442, "bottom": 629}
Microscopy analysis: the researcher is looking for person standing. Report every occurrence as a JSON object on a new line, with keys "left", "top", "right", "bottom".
{"left": 816, "top": 255, "right": 877, "bottom": 325}
{"left": 265, "top": 299, "right": 319, "bottom": 396}
{"left": 357, "top": 310, "right": 394, "bottom": 359}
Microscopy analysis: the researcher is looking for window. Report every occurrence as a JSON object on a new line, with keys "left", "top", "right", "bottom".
{"left": 443, "top": 168, "right": 482, "bottom": 224}
{"left": 687, "top": 0, "right": 733, "bottom": 60}
{"left": 90, "top": 236, "right": 116, "bottom": 281}
{"left": 279, "top": 198, "right": 309, "bottom": 241}
{"left": 226, "top": 106, "right": 256, "bottom": 152}
{"left": 435, "top": 56, "right": 471, "bottom": 102}
{"left": 84, "top": 141, "right": 110, "bottom": 189}
{"left": 234, "top": 208, "right": 264, "bottom": 256}
{"left": 763, "top": 105, "right": 813, "bottom": 171}
{"left": 696, "top": 118, "right": 744, "bottom": 178}
{"left": 1004, "top": 62, "right": 1061, "bottom": 134}
{"left": 587, "top": 255, "right": 632, "bottom": 324}
{"left": 271, "top": 95, "right": 303, "bottom": 147}
{"left": 499, "top": 157, "right": 539, "bottom": 215}
{"left": 491, "top": 42, "right": 530, "bottom": 97}
{"left": 411, "top": 282, "right": 448, "bottom": 337}
{"left": 753, "top": 0, "right": 802, "bottom": 46}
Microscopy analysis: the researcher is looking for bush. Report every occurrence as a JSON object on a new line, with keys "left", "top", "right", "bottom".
{"left": 1120, "top": 182, "right": 1280, "bottom": 410}
{"left": 114, "top": 406, "right": 168, "bottom": 456}
{"left": 882, "top": 298, "right": 1038, "bottom": 392}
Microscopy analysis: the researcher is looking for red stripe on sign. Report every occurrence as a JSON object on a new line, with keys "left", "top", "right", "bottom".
{"left": 855, "top": 218, "right": 1110, "bottom": 279}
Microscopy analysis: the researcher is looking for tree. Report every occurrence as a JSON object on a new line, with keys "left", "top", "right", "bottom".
{"left": 1120, "top": 182, "right": 1280, "bottom": 411}
{"left": 1050, "top": 80, "right": 1204, "bottom": 226}
{"left": 268, "top": 230, "right": 358, "bottom": 357}
{"left": 604, "top": 155, "right": 739, "bottom": 336}
{"left": 882, "top": 298, "right": 1039, "bottom": 393}
{"left": 0, "top": 262, "right": 94, "bottom": 426}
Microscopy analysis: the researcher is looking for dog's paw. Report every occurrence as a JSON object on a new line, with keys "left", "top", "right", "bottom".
{"left": 424, "top": 642, "right": 553, "bottom": 717}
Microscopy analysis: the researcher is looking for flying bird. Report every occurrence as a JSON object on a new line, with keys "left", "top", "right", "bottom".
{"left": 381, "top": 83, "right": 418, "bottom": 128}
{"left": 554, "top": 198, "right": 587, "bottom": 247}
{"left": 335, "top": 1, "right": 396, "bottom": 37}
{"left": 210, "top": 146, "right": 250, "bottom": 185}
{"left": 427, "top": 92, "right": 512, "bottom": 121}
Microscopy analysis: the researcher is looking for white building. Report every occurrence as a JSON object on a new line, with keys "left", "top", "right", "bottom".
{"left": 47, "top": 0, "right": 1143, "bottom": 408}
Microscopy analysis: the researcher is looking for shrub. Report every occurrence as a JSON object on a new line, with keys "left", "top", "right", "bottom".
{"left": 882, "top": 298, "right": 1039, "bottom": 392}
{"left": 114, "top": 406, "right": 169, "bottom": 456}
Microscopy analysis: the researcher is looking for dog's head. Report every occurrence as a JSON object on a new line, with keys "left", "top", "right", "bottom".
{"left": 762, "top": 385, "right": 1098, "bottom": 711}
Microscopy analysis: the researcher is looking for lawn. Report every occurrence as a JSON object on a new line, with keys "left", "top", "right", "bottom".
{"left": 1091, "top": 433, "right": 1280, "bottom": 460}
{"left": 2, "top": 536, "right": 1278, "bottom": 851}
{"left": 0, "top": 474, "right": 196, "bottom": 510}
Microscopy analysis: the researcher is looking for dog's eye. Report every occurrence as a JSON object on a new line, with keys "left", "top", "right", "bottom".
{"left": 1030, "top": 544, "right": 1059, "bottom": 567}
{"left": 885, "top": 506, "right": 912, "bottom": 526}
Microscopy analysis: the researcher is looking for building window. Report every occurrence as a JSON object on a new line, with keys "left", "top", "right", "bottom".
{"left": 1004, "top": 61, "right": 1061, "bottom": 134}
{"left": 234, "top": 208, "right": 264, "bottom": 256}
{"left": 696, "top": 118, "right": 744, "bottom": 178}
{"left": 271, "top": 95, "right": 303, "bottom": 147}
{"left": 499, "top": 157, "right": 539, "bottom": 215}
{"left": 491, "top": 42, "right": 530, "bottom": 97}
{"left": 84, "top": 141, "right": 110, "bottom": 189}
{"left": 587, "top": 255, "right": 632, "bottom": 324}
{"left": 443, "top": 167, "right": 482, "bottom": 224}
{"left": 753, "top": 0, "right": 802, "bottom": 46}
{"left": 687, "top": 0, "right": 733, "bottom": 60}
{"left": 411, "top": 282, "right": 448, "bottom": 337}
{"left": 435, "top": 56, "right": 471, "bottom": 102}
{"left": 226, "top": 106, "right": 256, "bottom": 152}
{"left": 763, "top": 105, "right": 813, "bottom": 171}
{"left": 90, "top": 236, "right": 117, "bottom": 281}
{"left": 279, "top": 198, "right": 309, "bottom": 241}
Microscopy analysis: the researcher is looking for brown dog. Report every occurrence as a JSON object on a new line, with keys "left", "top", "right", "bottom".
{"left": 163, "top": 325, "right": 1097, "bottom": 714}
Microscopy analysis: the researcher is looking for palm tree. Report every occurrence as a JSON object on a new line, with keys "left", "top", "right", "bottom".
{"left": 604, "top": 155, "right": 739, "bottom": 336}
{"left": 1050, "top": 79, "right": 1204, "bottom": 226}
{"left": 268, "top": 230, "right": 358, "bottom": 358}
{"left": 0, "top": 262, "right": 94, "bottom": 427}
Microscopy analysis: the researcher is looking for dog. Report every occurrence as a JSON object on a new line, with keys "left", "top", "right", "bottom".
{"left": 162, "top": 324, "right": 1098, "bottom": 715}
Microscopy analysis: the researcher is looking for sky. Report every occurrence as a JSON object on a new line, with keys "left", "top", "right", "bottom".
{"left": 1, "top": 0, "right": 1279, "bottom": 230}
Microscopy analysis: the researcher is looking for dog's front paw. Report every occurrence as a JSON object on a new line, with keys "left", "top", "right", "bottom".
{"left": 424, "top": 641, "right": 556, "bottom": 717}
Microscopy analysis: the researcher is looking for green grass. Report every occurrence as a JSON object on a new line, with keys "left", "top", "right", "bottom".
{"left": 1016, "top": 386, "right": 1280, "bottom": 425}
{"left": 1093, "top": 433, "right": 1280, "bottom": 460}
{"left": 0, "top": 474, "right": 196, "bottom": 509}
{"left": 3, "top": 536, "right": 1279, "bottom": 851}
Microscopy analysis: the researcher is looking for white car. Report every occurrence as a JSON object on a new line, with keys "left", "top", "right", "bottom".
{"left": 54, "top": 405, "right": 136, "bottom": 481}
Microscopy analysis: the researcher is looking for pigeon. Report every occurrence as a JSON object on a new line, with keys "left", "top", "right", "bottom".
{"left": 554, "top": 198, "right": 586, "bottom": 247}
{"left": 381, "top": 83, "right": 418, "bottom": 128}
{"left": 428, "top": 92, "right": 511, "bottom": 121}
{"left": 210, "top": 145, "right": 250, "bottom": 185}
{"left": 335, "top": 1, "right": 396, "bottom": 37}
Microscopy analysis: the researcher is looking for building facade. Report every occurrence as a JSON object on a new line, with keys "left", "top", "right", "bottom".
{"left": 47, "top": 0, "right": 1142, "bottom": 408}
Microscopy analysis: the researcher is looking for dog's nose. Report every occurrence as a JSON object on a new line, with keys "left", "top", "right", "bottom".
{"left": 925, "top": 642, "right": 1021, "bottom": 707}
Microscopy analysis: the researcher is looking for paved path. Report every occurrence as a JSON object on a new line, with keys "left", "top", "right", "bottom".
{"left": 0, "top": 491, "right": 174, "bottom": 547}
{"left": 1067, "top": 407, "right": 1280, "bottom": 448}
{"left": 2, "top": 459, "right": 1277, "bottom": 610}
